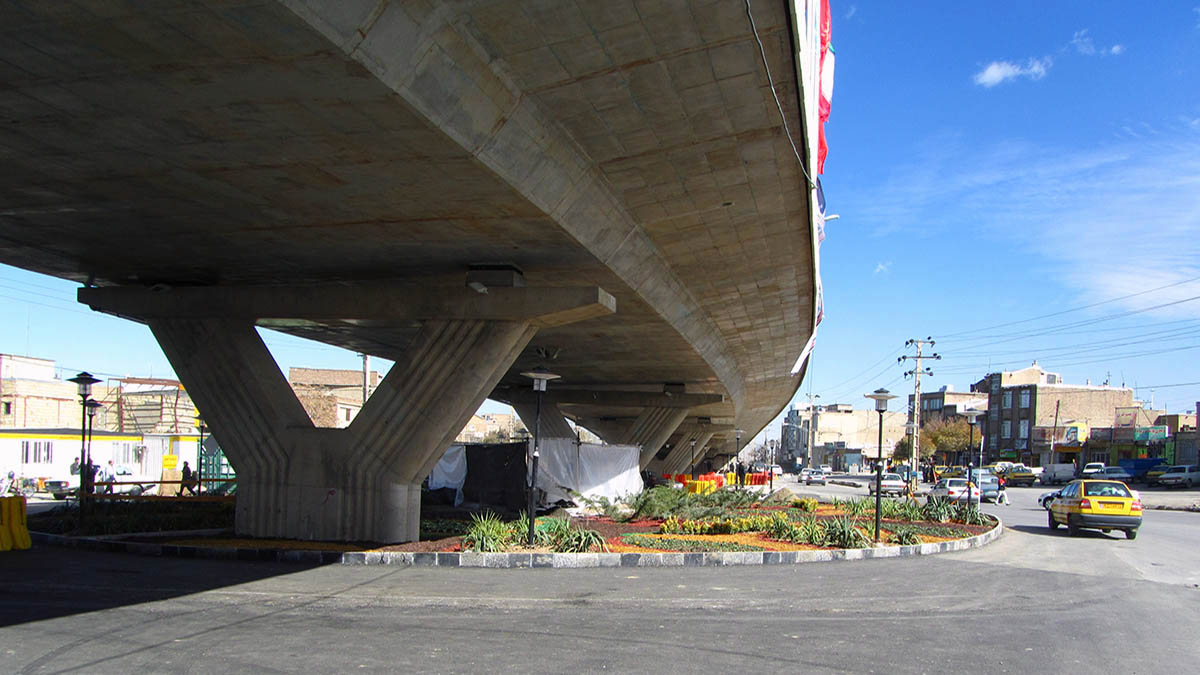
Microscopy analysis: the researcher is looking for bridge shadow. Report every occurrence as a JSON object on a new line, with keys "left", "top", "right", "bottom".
{"left": 0, "top": 544, "right": 327, "bottom": 629}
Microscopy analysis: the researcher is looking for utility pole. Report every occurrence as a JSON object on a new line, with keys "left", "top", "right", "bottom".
{"left": 806, "top": 393, "right": 820, "bottom": 469}
{"left": 360, "top": 353, "right": 370, "bottom": 405}
{"left": 899, "top": 338, "right": 940, "bottom": 489}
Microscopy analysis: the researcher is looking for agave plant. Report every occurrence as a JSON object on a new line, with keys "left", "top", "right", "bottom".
{"left": 463, "top": 511, "right": 513, "bottom": 552}
{"left": 824, "top": 514, "right": 870, "bottom": 549}
{"left": 952, "top": 503, "right": 989, "bottom": 526}
{"left": 888, "top": 525, "right": 921, "bottom": 546}
{"left": 795, "top": 515, "right": 827, "bottom": 546}
{"left": 922, "top": 497, "right": 954, "bottom": 523}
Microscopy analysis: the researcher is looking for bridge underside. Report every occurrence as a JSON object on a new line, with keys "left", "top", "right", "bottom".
{"left": 0, "top": 1, "right": 818, "bottom": 541}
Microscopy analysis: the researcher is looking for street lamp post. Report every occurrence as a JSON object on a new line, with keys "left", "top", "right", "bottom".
{"left": 962, "top": 408, "right": 983, "bottom": 510}
{"left": 67, "top": 372, "right": 100, "bottom": 526}
{"left": 521, "top": 365, "right": 560, "bottom": 546}
{"left": 85, "top": 399, "right": 102, "bottom": 493}
{"left": 689, "top": 438, "right": 697, "bottom": 480}
{"left": 865, "top": 388, "right": 896, "bottom": 544}
{"left": 768, "top": 439, "right": 776, "bottom": 492}
{"left": 196, "top": 415, "right": 206, "bottom": 496}
{"left": 734, "top": 428, "right": 743, "bottom": 488}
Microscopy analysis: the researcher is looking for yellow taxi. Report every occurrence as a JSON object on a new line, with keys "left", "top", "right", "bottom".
{"left": 1144, "top": 464, "right": 1170, "bottom": 486}
{"left": 1000, "top": 465, "right": 1037, "bottom": 487}
{"left": 942, "top": 466, "right": 965, "bottom": 479}
{"left": 933, "top": 465, "right": 950, "bottom": 480}
{"left": 1048, "top": 479, "right": 1141, "bottom": 539}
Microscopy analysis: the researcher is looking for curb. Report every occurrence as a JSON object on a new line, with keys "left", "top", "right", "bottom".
{"left": 29, "top": 519, "right": 1003, "bottom": 569}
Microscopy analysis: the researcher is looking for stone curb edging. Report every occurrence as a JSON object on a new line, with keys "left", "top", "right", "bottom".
{"left": 30, "top": 519, "right": 1003, "bottom": 568}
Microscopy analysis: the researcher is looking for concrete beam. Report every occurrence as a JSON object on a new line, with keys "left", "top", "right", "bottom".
{"left": 80, "top": 285, "right": 615, "bottom": 328}
{"left": 494, "top": 387, "right": 723, "bottom": 409}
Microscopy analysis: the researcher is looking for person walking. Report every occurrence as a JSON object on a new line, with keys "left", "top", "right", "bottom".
{"left": 181, "top": 461, "right": 198, "bottom": 496}
{"left": 996, "top": 476, "right": 1010, "bottom": 506}
{"left": 735, "top": 460, "right": 746, "bottom": 489}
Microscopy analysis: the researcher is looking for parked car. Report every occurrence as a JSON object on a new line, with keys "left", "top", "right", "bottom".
{"left": 799, "top": 468, "right": 814, "bottom": 480}
{"left": 1158, "top": 465, "right": 1200, "bottom": 489}
{"left": 1048, "top": 479, "right": 1141, "bottom": 539}
{"left": 45, "top": 466, "right": 153, "bottom": 499}
{"left": 867, "top": 473, "right": 906, "bottom": 496}
{"left": 819, "top": 464, "right": 833, "bottom": 475}
{"left": 928, "top": 478, "right": 979, "bottom": 503}
{"left": 768, "top": 464, "right": 783, "bottom": 476}
{"left": 1081, "top": 462, "right": 1106, "bottom": 477}
{"left": 1039, "top": 488, "right": 1062, "bottom": 510}
{"left": 976, "top": 476, "right": 1000, "bottom": 503}
{"left": 1040, "top": 463, "right": 1078, "bottom": 486}
{"left": 1143, "top": 463, "right": 1172, "bottom": 486}
{"left": 1096, "top": 466, "right": 1133, "bottom": 482}
{"left": 805, "top": 470, "right": 827, "bottom": 486}
{"left": 1000, "top": 465, "right": 1037, "bottom": 487}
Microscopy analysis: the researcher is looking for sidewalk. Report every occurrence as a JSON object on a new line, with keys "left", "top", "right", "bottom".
{"left": 1135, "top": 488, "right": 1200, "bottom": 511}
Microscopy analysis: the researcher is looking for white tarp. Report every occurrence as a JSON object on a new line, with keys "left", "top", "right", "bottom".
{"left": 428, "top": 444, "right": 467, "bottom": 506}
{"left": 532, "top": 438, "right": 643, "bottom": 506}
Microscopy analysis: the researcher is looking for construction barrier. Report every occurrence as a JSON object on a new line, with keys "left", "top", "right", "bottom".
{"left": 684, "top": 479, "right": 717, "bottom": 494}
{"left": 0, "top": 496, "right": 31, "bottom": 551}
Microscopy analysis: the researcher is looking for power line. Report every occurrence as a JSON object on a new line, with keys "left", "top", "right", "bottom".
{"left": 940, "top": 274, "right": 1200, "bottom": 339}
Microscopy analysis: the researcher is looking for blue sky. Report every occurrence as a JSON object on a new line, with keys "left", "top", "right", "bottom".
{"left": 2, "top": 2, "right": 1198, "bottom": 449}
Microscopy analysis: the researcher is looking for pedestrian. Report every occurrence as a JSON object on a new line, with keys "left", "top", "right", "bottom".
{"left": 996, "top": 476, "right": 1010, "bottom": 506}
{"left": 181, "top": 461, "right": 198, "bottom": 496}
{"left": 736, "top": 460, "right": 746, "bottom": 488}
{"left": 101, "top": 460, "right": 115, "bottom": 494}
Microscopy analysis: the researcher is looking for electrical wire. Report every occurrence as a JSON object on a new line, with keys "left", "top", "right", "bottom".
{"left": 745, "top": 0, "right": 815, "bottom": 189}
{"left": 939, "top": 274, "right": 1200, "bottom": 340}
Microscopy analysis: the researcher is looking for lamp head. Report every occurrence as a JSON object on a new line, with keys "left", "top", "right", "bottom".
{"left": 520, "top": 365, "right": 560, "bottom": 392}
{"left": 68, "top": 371, "right": 101, "bottom": 398}
{"left": 864, "top": 387, "right": 896, "bottom": 413}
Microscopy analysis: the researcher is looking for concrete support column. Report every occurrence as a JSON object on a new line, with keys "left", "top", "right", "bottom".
{"left": 622, "top": 407, "right": 690, "bottom": 469}
{"left": 664, "top": 431, "right": 715, "bottom": 475}
{"left": 657, "top": 429, "right": 700, "bottom": 473}
{"left": 151, "top": 317, "right": 535, "bottom": 543}
{"left": 512, "top": 401, "right": 575, "bottom": 440}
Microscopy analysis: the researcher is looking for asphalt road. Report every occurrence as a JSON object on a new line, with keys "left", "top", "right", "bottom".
{"left": 2, "top": 482, "right": 1198, "bottom": 673}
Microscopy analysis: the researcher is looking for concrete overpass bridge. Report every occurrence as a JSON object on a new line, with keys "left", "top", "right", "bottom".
{"left": 0, "top": 1, "right": 825, "bottom": 542}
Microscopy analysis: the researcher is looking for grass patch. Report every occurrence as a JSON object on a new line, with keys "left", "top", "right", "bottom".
{"left": 619, "top": 533, "right": 763, "bottom": 553}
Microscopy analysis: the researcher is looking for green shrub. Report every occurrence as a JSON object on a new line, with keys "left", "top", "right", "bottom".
{"left": 922, "top": 497, "right": 954, "bottom": 523}
{"left": 898, "top": 500, "right": 925, "bottom": 522}
{"left": 795, "top": 515, "right": 827, "bottom": 546}
{"left": 880, "top": 498, "right": 905, "bottom": 519}
{"left": 888, "top": 526, "right": 921, "bottom": 546}
{"left": 824, "top": 515, "right": 870, "bottom": 549}
{"left": 952, "top": 503, "right": 989, "bottom": 526}
{"left": 791, "top": 497, "right": 819, "bottom": 512}
{"left": 841, "top": 497, "right": 873, "bottom": 518}
{"left": 463, "top": 511, "right": 513, "bottom": 552}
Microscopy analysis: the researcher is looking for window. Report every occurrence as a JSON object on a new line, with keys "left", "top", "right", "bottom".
{"left": 1002, "top": 391, "right": 1012, "bottom": 409}
{"left": 989, "top": 407, "right": 998, "bottom": 420}
{"left": 21, "top": 441, "right": 53, "bottom": 464}
{"left": 2, "top": 401, "right": 10, "bottom": 415}
{"left": 991, "top": 379, "right": 1000, "bottom": 394}
{"left": 1019, "top": 420, "right": 1029, "bottom": 438}
{"left": 989, "top": 436, "right": 998, "bottom": 449}
{"left": 1001, "top": 421, "right": 1011, "bottom": 438}
{"left": 1019, "top": 390, "right": 1031, "bottom": 408}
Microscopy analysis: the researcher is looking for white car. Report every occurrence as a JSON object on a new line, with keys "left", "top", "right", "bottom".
{"left": 768, "top": 464, "right": 783, "bottom": 476}
{"left": 819, "top": 464, "right": 833, "bottom": 475}
{"left": 868, "top": 473, "right": 906, "bottom": 497}
{"left": 1159, "top": 465, "right": 1200, "bottom": 488}
{"left": 1081, "top": 462, "right": 1106, "bottom": 476}
{"left": 805, "top": 470, "right": 827, "bottom": 486}
{"left": 1096, "top": 466, "right": 1133, "bottom": 482}
{"left": 929, "top": 478, "right": 980, "bottom": 502}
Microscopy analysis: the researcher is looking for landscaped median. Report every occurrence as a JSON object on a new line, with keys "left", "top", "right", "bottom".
{"left": 25, "top": 487, "right": 1002, "bottom": 567}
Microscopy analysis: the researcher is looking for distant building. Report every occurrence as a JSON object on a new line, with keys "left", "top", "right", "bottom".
{"left": 797, "top": 403, "right": 907, "bottom": 472}
{"left": 289, "top": 367, "right": 381, "bottom": 428}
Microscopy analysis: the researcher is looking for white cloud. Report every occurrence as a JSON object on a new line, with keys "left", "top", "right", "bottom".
{"left": 844, "top": 130, "right": 1200, "bottom": 320}
{"left": 1110, "top": 44, "right": 1125, "bottom": 55}
{"left": 874, "top": 262, "right": 891, "bottom": 274}
{"left": 845, "top": 5, "right": 857, "bottom": 20}
{"left": 973, "top": 58, "right": 1051, "bottom": 87}
{"left": 1071, "top": 29, "right": 1097, "bottom": 55}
